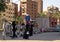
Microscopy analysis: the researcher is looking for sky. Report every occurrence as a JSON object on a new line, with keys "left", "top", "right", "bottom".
{"left": 43, "top": 0, "right": 60, "bottom": 11}
{"left": 11, "top": 0, "right": 60, "bottom": 11}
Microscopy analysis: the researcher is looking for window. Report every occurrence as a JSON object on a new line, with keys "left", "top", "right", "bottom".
{"left": 9, "top": 8, "right": 10, "bottom": 10}
{"left": 11, "top": 12, "right": 12, "bottom": 14}
{"left": 7, "top": 12, "right": 8, "bottom": 13}
{"left": 11, "top": 9, "right": 13, "bottom": 10}
{"left": 12, "top": 9, "right": 13, "bottom": 10}
{"left": 9, "top": 16, "right": 10, "bottom": 18}
{"left": 9, "top": 12, "right": 10, "bottom": 14}
{"left": 22, "top": 8, "right": 25, "bottom": 13}
{"left": 11, "top": 16, "right": 12, "bottom": 18}
{"left": 3, "top": 14, "right": 5, "bottom": 16}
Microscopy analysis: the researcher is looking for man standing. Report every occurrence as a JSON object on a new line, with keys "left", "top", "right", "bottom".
{"left": 11, "top": 21, "right": 17, "bottom": 38}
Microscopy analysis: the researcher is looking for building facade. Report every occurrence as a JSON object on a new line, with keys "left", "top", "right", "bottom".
{"left": 20, "top": 0, "right": 43, "bottom": 19}
{"left": 1, "top": 0, "right": 18, "bottom": 22}
{"left": 34, "top": 0, "right": 43, "bottom": 13}
{"left": 36, "top": 17, "right": 50, "bottom": 29}
{"left": 5, "top": 0, "right": 10, "bottom": 2}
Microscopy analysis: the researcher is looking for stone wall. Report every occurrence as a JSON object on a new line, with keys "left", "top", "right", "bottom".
{"left": 36, "top": 17, "right": 50, "bottom": 29}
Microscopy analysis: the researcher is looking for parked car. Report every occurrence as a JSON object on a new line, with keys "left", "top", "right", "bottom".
{"left": 41, "top": 28, "right": 48, "bottom": 32}
{"left": 39, "top": 27, "right": 60, "bottom": 32}
{"left": 55, "top": 25, "right": 60, "bottom": 32}
{"left": 46, "top": 27, "right": 60, "bottom": 32}
{"left": 46, "top": 28, "right": 56, "bottom": 32}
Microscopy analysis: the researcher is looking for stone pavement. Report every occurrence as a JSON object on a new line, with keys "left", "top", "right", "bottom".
{"left": 0, "top": 32, "right": 60, "bottom": 42}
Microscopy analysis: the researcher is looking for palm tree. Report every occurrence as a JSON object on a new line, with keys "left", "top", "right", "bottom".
{"left": 52, "top": 11, "right": 60, "bottom": 25}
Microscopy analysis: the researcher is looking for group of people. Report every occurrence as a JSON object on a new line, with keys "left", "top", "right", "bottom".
{"left": 5, "top": 21, "right": 34, "bottom": 39}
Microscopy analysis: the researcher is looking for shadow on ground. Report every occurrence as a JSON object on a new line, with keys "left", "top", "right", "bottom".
{"left": 29, "top": 32, "right": 60, "bottom": 41}
{"left": 0, "top": 32, "right": 60, "bottom": 41}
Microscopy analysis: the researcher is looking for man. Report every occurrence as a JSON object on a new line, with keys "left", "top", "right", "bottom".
{"left": 11, "top": 21, "right": 17, "bottom": 38}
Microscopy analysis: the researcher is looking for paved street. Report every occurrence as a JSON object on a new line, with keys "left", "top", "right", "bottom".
{"left": 0, "top": 32, "right": 60, "bottom": 40}
{"left": 30, "top": 32, "right": 60, "bottom": 40}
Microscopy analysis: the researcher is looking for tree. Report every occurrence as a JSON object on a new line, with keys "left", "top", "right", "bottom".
{"left": 18, "top": 16, "right": 23, "bottom": 24}
{"left": 0, "top": 0, "right": 7, "bottom": 28}
{"left": 13, "top": 16, "right": 23, "bottom": 24}
{"left": 0, "top": 0, "right": 7, "bottom": 39}
{"left": 0, "top": 0, "right": 7, "bottom": 12}
{"left": 13, "top": 15, "right": 17, "bottom": 21}
{"left": 39, "top": 13, "right": 47, "bottom": 17}
{"left": 52, "top": 11, "right": 60, "bottom": 25}
{"left": 0, "top": 0, "right": 7, "bottom": 20}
